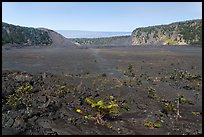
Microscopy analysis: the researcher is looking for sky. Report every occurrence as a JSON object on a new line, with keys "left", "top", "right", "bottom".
{"left": 2, "top": 2, "right": 202, "bottom": 32}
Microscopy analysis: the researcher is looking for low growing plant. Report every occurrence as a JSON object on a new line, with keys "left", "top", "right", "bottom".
{"left": 174, "top": 94, "right": 194, "bottom": 105}
{"left": 124, "top": 64, "right": 135, "bottom": 77}
{"left": 135, "top": 77, "right": 142, "bottom": 86}
{"left": 56, "top": 85, "right": 68, "bottom": 97}
{"left": 144, "top": 121, "right": 161, "bottom": 128}
{"left": 162, "top": 101, "right": 176, "bottom": 115}
{"left": 192, "top": 111, "right": 200, "bottom": 116}
{"left": 147, "top": 87, "right": 157, "bottom": 99}
{"left": 6, "top": 83, "right": 33, "bottom": 110}
{"left": 76, "top": 96, "right": 122, "bottom": 126}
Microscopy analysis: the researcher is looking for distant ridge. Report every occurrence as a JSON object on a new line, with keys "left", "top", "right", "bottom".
{"left": 56, "top": 30, "right": 131, "bottom": 38}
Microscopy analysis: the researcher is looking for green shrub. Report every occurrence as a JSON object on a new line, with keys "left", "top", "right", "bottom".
{"left": 163, "top": 101, "right": 176, "bottom": 115}
{"left": 124, "top": 64, "right": 135, "bottom": 77}
{"left": 192, "top": 111, "right": 200, "bottom": 116}
{"left": 144, "top": 121, "right": 161, "bottom": 128}
{"left": 76, "top": 96, "right": 121, "bottom": 125}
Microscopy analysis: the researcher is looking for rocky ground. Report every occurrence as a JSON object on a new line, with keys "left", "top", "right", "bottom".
{"left": 2, "top": 45, "right": 202, "bottom": 135}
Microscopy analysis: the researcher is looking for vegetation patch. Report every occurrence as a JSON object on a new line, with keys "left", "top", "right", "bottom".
{"left": 56, "top": 84, "right": 69, "bottom": 97}
{"left": 76, "top": 96, "right": 124, "bottom": 126}
{"left": 191, "top": 111, "right": 201, "bottom": 116}
{"left": 147, "top": 87, "right": 157, "bottom": 99}
{"left": 6, "top": 83, "right": 33, "bottom": 110}
{"left": 124, "top": 64, "right": 135, "bottom": 77}
{"left": 144, "top": 121, "right": 161, "bottom": 128}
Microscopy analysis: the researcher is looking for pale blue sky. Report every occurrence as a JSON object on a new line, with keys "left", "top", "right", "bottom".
{"left": 2, "top": 2, "right": 202, "bottom": 32}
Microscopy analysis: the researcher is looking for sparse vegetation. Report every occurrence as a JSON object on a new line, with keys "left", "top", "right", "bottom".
{"left": 169, "top": 69, "right": 202, "bottom": 91}
{"left": 147, "top": 87, "right": 157, "bottom": 99}
{"left": 124, "top": 64, "right": 135, "bottom": 77}
{"left": 6, "top": 83, "right": 33, "bottom": 110}
{"left": 144, "top": 121, "right": 161, "bottom": 128}
{"left": 135, "top": 77, "right": 142, "bottom": 86}
{"left": 175, "top": 94, "right": 193, "bottom": 105}
{"left": 56, "top": 85, "right": 69, "bottom": 97}
{"left": 162, "top": 101, "right": 176, "bottom": 115}
{"left": 192, "top": 111, "right": 200, "bottom": 116}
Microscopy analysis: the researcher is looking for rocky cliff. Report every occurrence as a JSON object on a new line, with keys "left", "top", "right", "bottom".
{"left": 2, "top": 22, "right": 75, "bottom": 47}
{"left": 131, "top": 19, "right": 202, "bottom": 45}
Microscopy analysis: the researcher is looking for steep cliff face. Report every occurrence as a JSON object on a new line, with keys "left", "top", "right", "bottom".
{"left": 2, "top": 22, "right": 75, "bottom": 47}
{"left": 131, "top": 19, "right": 202, "bottom": 45}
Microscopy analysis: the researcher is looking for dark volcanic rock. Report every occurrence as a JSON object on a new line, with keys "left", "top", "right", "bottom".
{"left": 2, "top": 128, "right": 21, "bottom": 135}
{"left": 2, "top": 69, "right": 202, "bottom": 135}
